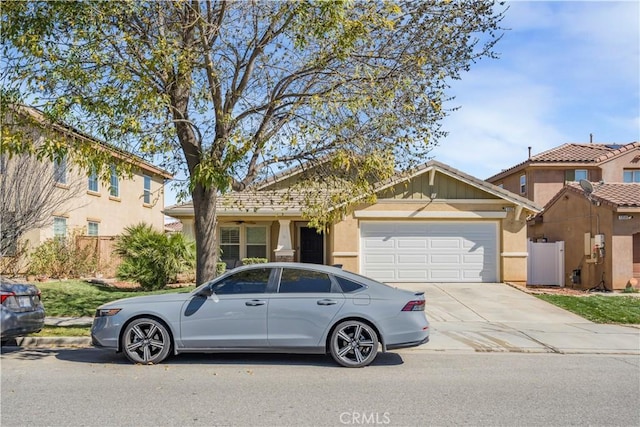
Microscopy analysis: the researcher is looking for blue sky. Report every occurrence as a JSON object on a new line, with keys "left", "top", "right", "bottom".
{"left": 431, "top": 0, "right": 640, "bottom": 181}
{"left": 164, "top": 0, "right": 639, "bottom": 207}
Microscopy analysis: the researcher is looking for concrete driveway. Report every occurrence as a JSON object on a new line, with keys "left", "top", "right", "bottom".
{"left": 394, "top": 283, "right": 640, "bottom": 355}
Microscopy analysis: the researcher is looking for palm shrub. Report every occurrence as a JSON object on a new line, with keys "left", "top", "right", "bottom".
{"left": 114, "top": 223, "right": 195, "bottom": 290}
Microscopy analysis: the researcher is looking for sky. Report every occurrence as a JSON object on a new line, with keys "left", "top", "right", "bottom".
{"left": 431, "top": 0, "right": 640, "bottom": 181}
{"left": 164, "top": 0, "right": 639, "bottom": 208}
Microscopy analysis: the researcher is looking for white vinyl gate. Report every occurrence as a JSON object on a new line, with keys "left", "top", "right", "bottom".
{"left": 527, "top": 240, "right": 565, "bottom": 286}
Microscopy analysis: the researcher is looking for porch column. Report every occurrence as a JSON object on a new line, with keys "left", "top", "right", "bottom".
{"left": 274, "top": 219, "right": 295, "bottom": 262}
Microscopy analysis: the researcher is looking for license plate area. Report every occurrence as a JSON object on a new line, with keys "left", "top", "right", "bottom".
{"left": 17, "top": 296, "right": 35, "bottom": 309}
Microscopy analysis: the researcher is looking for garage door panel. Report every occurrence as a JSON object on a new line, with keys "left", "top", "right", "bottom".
{"left": 397, "top": 254, "right": 428, "bottom": 264}
{"left": 397, "top": 239, "right": 428, "bottom": 249}
{"left": 430, "top": 254, "right": 461, "bottom": 264}
{"left": 363, "top": 254, "right": 395, "bottom": 264}
{"left": 361, "top": 222, "right": 498, "bottom": 283}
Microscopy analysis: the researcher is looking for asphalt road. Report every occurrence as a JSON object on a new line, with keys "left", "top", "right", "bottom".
{"left": 1, "top": 348, "right": 638, "bottom": 427}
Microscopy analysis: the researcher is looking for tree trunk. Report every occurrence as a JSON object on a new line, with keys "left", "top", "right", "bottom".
{"left": 191, "top": 183, "right": 219, "bottom": 285}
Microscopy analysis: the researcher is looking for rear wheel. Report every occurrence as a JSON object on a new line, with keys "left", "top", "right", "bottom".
{"left": 330, "top": 320, "right": 379, "bottom": 368}
{"left": 122, "top": 318, "right": 171, "bottom": 364}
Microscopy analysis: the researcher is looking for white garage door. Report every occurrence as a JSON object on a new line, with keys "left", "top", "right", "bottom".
{"left": 360, "top": 222, "right": 498, "bottom": 283}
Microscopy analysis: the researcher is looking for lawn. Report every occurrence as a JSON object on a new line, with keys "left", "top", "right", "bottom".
{"left": 536, "top": 294, "right": 640, "bottom": 324}
{"left": 37, "top": 280, "right": 196, "bottom": 317}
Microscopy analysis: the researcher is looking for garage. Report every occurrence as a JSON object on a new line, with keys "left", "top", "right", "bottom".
{"left": 360, "top": 221, "right": 499, "bottom": 283}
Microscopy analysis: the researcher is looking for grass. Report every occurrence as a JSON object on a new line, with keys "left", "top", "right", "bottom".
{"left": 536, "top": 294, "right": 640, "bottom": 324}
{"left": 37, "top": 279, "right": 196, "bottom": 317}
{"left": 32, "top": 326, "right": 91, "bottom": 337}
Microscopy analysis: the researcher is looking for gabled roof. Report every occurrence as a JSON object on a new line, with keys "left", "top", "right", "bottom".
{"left": 253, "top": 154, "right": 334, "bottom": 190}
{"left": 565, "top": 182, "right": 640, "bottom": 208}
{"left": 8, "top": 105, "right": 173, "bottom": 179}
{"left": 487, "top": 142, "right": 640, "bottom": 181}
{"left": 373, "top": 160, "right": 542, "bottom": 213}
{"left": 165, "top": 160, "right": 542, "bottom": 218}
{"left": 535, "top": 182, "right": 640, "bottom": 220}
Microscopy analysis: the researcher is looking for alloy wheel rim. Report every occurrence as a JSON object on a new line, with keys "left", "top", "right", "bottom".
{"left": 125, "top": 322, "right": 166, "bottom": 363}
{"left": 334, "top": 324, "right": 375, "bottom": 365}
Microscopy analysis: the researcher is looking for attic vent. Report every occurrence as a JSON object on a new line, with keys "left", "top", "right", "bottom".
{"left": 605, "top": 144, "right": 623, "bottom": 150}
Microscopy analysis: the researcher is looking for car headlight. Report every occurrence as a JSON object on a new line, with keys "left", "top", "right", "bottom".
{"left": 95, "top": 308, "right": 122, "bottom": 317}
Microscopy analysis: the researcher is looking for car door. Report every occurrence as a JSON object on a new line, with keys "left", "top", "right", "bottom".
{"left": 267, "top": 267, "right": 345, "bottom": 349}
{"left": 179, "top": 267, "right": 274, "bottom": 349}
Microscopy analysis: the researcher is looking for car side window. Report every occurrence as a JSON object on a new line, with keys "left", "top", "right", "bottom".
{"left": 278, "top": 268, "right": 333, "bottom": 293}
{"left": 211, "top": 268, "right": 271, "bottom": 295}
{"left": 335, "top": 276, "right": 366, "bottom": 293}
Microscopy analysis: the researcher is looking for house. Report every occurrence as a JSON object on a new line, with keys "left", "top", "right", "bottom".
{"left": 487, "top": 141, "right": 640, "bottom": 290}
{"left": 487, "top": 142, "right": 640, "bottom": 207}
{"left": 528, "top": 182, "right": 640, "bottom": 291}
{"left": 1, "top": 105, "right": 172, "bottom": 258}
{"left": 165, "top": 160, "right": 541, "bottom": 284}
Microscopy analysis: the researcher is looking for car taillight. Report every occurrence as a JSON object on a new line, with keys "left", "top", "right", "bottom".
{"left": 1, "top": 291, "right": 16, "bottom": 304}
{"left": 402, "top": 300, "right": 425, "bottom": 311}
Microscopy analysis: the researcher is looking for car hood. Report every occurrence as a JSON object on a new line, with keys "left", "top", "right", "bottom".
{"left": 99, "top": 292, "right": 194, "bottom": 308}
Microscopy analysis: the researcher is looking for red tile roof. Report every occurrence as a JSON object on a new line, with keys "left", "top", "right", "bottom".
{"left": 566, "top": 182, "right": 640, "bottom": 207}
{"left": 487, "top": 142, "right": 640, "bottom": 181}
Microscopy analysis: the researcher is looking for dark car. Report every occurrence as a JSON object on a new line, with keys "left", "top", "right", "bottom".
{"left": 1, "top": 277, "right": 46, "bottom": 344}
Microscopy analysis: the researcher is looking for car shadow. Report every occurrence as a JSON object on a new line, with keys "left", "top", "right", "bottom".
{"left": 3, "top": 345, "right": 404, "bottom": 367}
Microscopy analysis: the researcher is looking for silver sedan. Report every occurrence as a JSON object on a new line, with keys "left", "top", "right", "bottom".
{"left": 91, "top": 263, "right": 429, "bottom": 367}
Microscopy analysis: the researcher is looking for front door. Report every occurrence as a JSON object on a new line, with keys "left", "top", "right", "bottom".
{"left": 300, "top": 226, "right": 324, "bottom": 264}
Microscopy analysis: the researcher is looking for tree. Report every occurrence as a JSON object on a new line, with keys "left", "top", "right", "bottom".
{"left": 0, "top": 149, "right": 84, "bottom": 258}
{"left": 1, "top": 0, "right": 504, "bottom": 284}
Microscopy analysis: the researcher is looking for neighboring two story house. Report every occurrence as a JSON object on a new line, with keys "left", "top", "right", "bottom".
{"left": 486, "top": 142, "right": 640, "bottom": 206}
{"left": 1, "top": 105, "right": 172, "bottom": 269}
{"left": 487, "top": 142, "right": 640, "bottom": 291}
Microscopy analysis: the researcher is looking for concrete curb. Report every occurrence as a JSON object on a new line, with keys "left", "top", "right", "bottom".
{"left": 7, "top": 337, "right": 92, "bottom": 347}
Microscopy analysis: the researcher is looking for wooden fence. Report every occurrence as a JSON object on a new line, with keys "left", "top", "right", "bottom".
{"left": 76, "top": 236, "right": 121, "bottom": 278}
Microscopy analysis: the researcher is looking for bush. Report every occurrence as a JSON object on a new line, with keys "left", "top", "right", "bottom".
{"left": 114, "top": 223, "right": 195, "bottom": 290}
{"left": 28, "top": 231, "right": 97, "bottom": 278}
{"left": 241, "top": 257, "right": 268, "bottom": 265}
{"left": 216, "top": 262, "right": 227, "bottom": 276}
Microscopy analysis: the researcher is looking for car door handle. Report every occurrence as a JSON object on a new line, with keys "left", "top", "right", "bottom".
{"left": 245, "top": 300, "right": 266, "bottom": 306}
{"left": 317, "top": 299, "right": 338, "bottom": 306}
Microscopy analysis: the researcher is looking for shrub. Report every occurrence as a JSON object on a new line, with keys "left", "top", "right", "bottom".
{"left": 241, "top": 257, "right": 268, "bottom": 265}
{"left": 114, "top": 223, "right": 195, "bottom": 290}
{"left": 28, "top": 230, "right": 97, "bottom": 278}
{"left": 216, "top": 262, "right": 227, "bottom": 276}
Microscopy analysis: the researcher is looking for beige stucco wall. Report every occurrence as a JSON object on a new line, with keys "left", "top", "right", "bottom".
{"left": 529, "top": 190, "right": 639, "bottom": 290}
{"left": 16, "top": 160, "right": 166, "bottom": 251}
{"left": 600, "top": 149, "right": 640, "bottom": 182}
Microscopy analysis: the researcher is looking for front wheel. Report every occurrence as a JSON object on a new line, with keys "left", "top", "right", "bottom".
{"left": 122, "top": 318, "right": 171, "bottom": 364}
{"left": 330, "top": 320, "right": 379, "bottom": 368}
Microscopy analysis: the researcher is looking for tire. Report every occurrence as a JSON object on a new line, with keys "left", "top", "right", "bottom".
{"left": 329, "top": 320, "right": 379, "bottom": 368}
{"left": 121, "top": 318, "right": 171, "bottom": 364}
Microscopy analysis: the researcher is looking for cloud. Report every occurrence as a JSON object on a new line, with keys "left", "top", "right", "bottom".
{"left": 431, "top": 1, "right": 640, "bottom": 180}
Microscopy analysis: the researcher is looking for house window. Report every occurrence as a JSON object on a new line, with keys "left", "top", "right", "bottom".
{"left": 54, "top": 156, "right": 67, "bottom": 184}
{"left": 623, "top": 170, "right": 640, "bottom": 183}
{"left": 53, "top": 217, "right": 67, "bottom": 239}
{"left": 246, "top": 226, "right": 267, "bottom": 258}
{"left": 220, "top": 227, "right": 241, "bottom": 263}
{"left": 519, "top": 175, "right": 526, "bottom": 194}
{"left": 109, "top": 165, "right": 119, "bottom": 197}
{"left": 87, "top": 221, "right": 99, "bottom": 236}
{"left": 143, "top": 175, "right": 151, "bottom": 204}
{"left": 219, "top": 225, "right": 269, "bottom": 263}
{"left": 565, "top": 169, "right": 588, "bottom": 182}
{"left": 88, "top": 168, "right": 99, "bottom": 192}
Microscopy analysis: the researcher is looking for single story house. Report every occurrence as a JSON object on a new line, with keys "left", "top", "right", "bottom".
{"left": 165, "top": 160, "right": 541, "bottom": 284}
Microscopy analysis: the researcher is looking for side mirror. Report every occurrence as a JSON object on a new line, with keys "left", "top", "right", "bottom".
{"left": 196, "top": 286, "right": 214, "bottom": 298}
